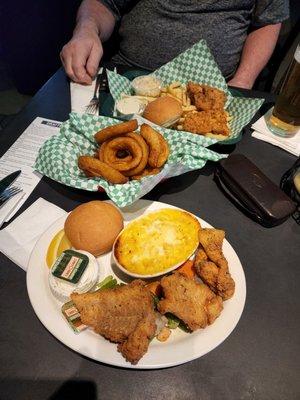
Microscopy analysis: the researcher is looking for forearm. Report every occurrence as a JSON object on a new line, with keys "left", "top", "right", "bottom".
{"left": 61, "top": 0, "right": 116, "bottom": 83}
{"left": 230, "top": 23, "right": 281, "bottom": 88}
{"left": 75, "top": 0, "right": 116, "bottom": 42}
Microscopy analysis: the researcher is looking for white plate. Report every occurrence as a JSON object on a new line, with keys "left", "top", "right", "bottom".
{"left": 27, "top": 200, "right": 246, "bottom": 369}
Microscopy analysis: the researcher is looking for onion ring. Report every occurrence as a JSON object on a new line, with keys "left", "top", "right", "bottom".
{"left": 116, "top": 149, "right": 131, "bottom": 159}
{"left": 94, "top": 119, "right": 138, "bottom": 144}
{"left": 156, "top": 134, "right": 170, "bottom": 168}
{"left": 140, "top": 124, "right": 169, "bottom": 168}
{"left": 98, "top": 141, "right": 109, "bottom": 162}
{"left": 78, "top": 156, "right": 128, "bottom": 184}
{"left": 98, "top": 141, "right": 132, "bottom": 164}
{"left": 102, "top": 137, "right": 143, "bottom": 171}
{"left": 123, "top": 132, "right": 149, "bottom": 177}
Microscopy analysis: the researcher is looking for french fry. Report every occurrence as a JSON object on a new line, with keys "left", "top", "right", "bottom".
{"left": 169, "top": 81, "right": 181, "bottom": 89}
{"left": 169, "top": 87, "right": 179, "bottom": 99}
{"left": 182, "top": 105, "right": 196, "bottom": 112}
{"left": 166, "top": 92, "right": 182, "bottom": 103}
{"left": 182, "top": 91, "right": 187, "bottom": 107}
{"left": 225, "top": 112, "right": 232, "bottom": 121}
{"left": 167, "top": 87, "right": 176, "bottom": 97}
{"left": 123, "top": 94, "right": 156, "bottom": 102}
{"left": 205, "top": 132, "right": 228, "bottom": 140}
{"left": 175, "top": 89, "right": 184, "bottom": 100}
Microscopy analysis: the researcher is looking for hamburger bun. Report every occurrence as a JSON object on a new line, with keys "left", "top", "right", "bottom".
{"left": 64, "top": 201, "right": 123, "bottom": 256}
{"left": 142, "top": 96, "right": 182, "bottom": 128}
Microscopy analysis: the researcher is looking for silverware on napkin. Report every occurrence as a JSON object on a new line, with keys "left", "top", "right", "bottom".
{"left": 0, "top": 186, "right": 22, "bottom": 208}
{"left": 85, "top": 68, "right": 103, "bottom": 114}
{"left": 0, "top": 170, "right": 21, "bottom": 196}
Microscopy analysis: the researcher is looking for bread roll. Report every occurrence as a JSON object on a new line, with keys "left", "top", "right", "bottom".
{"left": 64, "top": 201, "right": 123, "bottom": 256}
{"left": 143, "top": 96, "right": 182, "bottom": 128}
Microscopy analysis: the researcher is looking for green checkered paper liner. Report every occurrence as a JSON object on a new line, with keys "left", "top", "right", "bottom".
{"left": 107, "top": 40, "right": 264, "bottom": 145}
{"left": 34, "top": 113, "right": 226, "bottom": 208}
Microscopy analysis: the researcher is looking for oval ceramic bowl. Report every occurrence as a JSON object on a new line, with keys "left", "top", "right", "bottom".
{"left": 112, "top": 209, "right": 200, "bottom": 279}
{"left": 113, "top": 244, "right": 196, "bottom": 279}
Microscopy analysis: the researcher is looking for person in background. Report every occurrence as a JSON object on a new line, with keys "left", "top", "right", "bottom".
{"left": 60, "top": 0, "right": 289, "bottom": 89}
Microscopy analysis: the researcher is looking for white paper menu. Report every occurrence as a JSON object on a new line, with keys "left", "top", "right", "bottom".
{"left": 0, "top": 117, "right": 62, "bottom": 226}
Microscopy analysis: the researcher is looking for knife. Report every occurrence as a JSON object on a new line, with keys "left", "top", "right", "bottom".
{"left": 98, "top": 68, "right": 110, "bottom": 116}
{"left": 99, "top": 67, "right": 109, "bottom": 93}
{"left": 0, "top": 170, "right": 21, "bottom": 196}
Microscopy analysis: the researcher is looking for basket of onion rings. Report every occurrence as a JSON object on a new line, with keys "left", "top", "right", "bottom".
{"left": 34, "top": 113, "right": 226, "bottom": 207}
{"left": 78, "top": 119, "right": 169, "bottom": 184}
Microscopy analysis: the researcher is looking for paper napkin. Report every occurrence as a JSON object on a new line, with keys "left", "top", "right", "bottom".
{"left": 251, "top": 110, "right": 300, "bottom": 157}
{"left": 0, "top": 198, "right": 67, "bottom": 271}
{"left": 70, "top": 79, "right": 98, "bottom": 115}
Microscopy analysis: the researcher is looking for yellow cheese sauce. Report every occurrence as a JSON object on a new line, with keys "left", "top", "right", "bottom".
{"left": 114, "top": 209, "right": 201, "bottom": 275}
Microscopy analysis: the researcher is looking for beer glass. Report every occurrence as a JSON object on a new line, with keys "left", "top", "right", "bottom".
{"left": 267, "top": 44, "right": 300, "bottom": 138}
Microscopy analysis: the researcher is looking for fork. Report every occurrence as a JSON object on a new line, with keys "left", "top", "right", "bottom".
{"left": 0, "top": 186, "right": 22, "bottom": 207}
{"left": 85, "top": 67, "right": 103, "bottom": 114}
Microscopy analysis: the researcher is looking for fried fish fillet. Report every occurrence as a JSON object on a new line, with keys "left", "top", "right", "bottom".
{"left": 194, "top": 229, "right": 235, "bottom": 300}
{"left": 117, "top": 312, "right": 156, "bottom": 363}
{"left": 198, "top": 229, "right": 228, "bottom": 269}
{"left": 183, "top": 110, "right": 230, "bottom": 136}
{"left": 157, "top": 272, "right": 223, "bottom": 331}
{"left": 71, "top": 280, "right": 156, "bottom": 364}
{"left": 187, "top": 82, "right": 226, "bottom": 111}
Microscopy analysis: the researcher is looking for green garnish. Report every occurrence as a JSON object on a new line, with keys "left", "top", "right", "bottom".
{"left": 95, "top": 275, "right": 118, "bottom": 291}
{"left": 166, "top": 313, "right": 180, "bottom": 329}
{"left": 152, "top": 294, "right": 160, "bottom": 309}
{"left": 179, "top": 320, "right": 192, "bottom": 333}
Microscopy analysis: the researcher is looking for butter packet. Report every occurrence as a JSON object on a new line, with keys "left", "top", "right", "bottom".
{"left": 52, "top": 250, "right": 89, "bottom": 284}
{"left": 61, "top": 301, "right": 87, "bottom": 334}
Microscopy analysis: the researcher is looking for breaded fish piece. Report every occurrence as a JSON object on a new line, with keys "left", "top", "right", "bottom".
{"left": 157, "top": 272, "right": 223, "bottom": 331}
{"left": 183, "top": 111, "right": 213, "bottom": 134}
{"left": 118, "top": 312, "right": 156, "bottom": 364}
{"left": 183, "top": 110, "right": 230, "bottom": 136}
{"left": 198, "top": 229, "right": 228, "bottom": 270}
{"left": 187, "top": 82, "right": 226, "bottom": 111}
{"left": 195, "top": 246, "right": 235, "bottom": 300}
{"left": 71, "top": 280, "right": 156, "bottom": 364}
{"left": 194, "top": 229, "right": 235, "bottom": 300}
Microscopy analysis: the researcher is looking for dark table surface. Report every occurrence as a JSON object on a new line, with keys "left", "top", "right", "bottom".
{"left": 0, "top": 68, "right": 299, "bottom": 400}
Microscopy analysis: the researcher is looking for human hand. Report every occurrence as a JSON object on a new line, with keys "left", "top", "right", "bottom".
{"left": 60, "top": 26, "right": 103, "bottom": 84}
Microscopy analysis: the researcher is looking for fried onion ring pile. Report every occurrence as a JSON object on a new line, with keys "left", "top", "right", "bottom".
{"left": 78, "top": 119, "right": 169, "bottom": 185}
